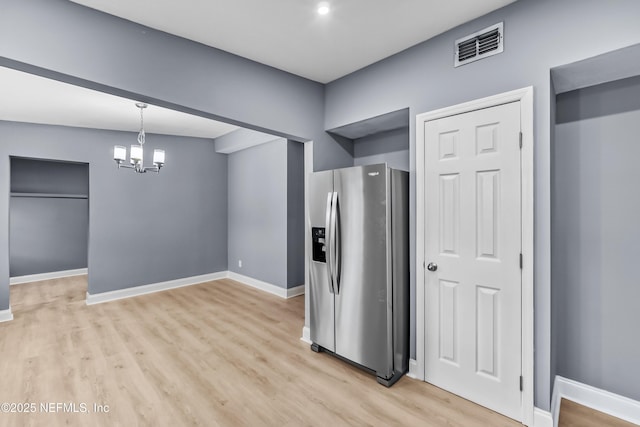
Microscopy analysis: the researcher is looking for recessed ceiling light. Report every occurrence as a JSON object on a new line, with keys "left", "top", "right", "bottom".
{"left": 317, "top": 2, "right": 330, "bottom": 15}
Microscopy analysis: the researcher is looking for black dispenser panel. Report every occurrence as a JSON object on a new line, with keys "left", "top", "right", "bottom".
{"left": 312, "top": 227, "right": 326, "bottom": 263}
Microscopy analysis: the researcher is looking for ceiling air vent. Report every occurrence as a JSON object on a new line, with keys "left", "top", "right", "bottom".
{"left": 454, "top": 22, "right": 503, "bottom": 67}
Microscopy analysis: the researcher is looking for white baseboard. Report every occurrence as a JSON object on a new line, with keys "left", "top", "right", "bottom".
{"left": 10, "top": 268, "right": 88, "bottom": 285}
{"left": 86, "top": 271, "right": 227, "bottom": 305}
{"left": 533, "top": 407, "right": 553, "bottom": 427}
{"left": 407, "top": 359, "right": 419, "bottom": 379}
{"left": 300, "top": 326, "right": 311, "bottom": 344}
{"left": 0, "top": 308, "right": 13, "bottom": 323}
{"left": 85, "top": 271, "right": 305, "bottom": 306}
{"left": 226, "top": 271, "right": 304, "bottom": 299}
{"left": 286, "top": 284, "right": 305, "bottom": 298}
{"left": 552, "top": 376, "right": 640, "bottom": 427}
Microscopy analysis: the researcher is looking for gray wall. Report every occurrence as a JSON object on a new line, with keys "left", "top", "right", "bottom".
{"left": 323, "top": 0, "right": 640, "bottom": 408}
{"left": 11, "top": 157, "right": 89, "bottom": 195}
{"left": 353, "top": 127, "right": 409, "bottom": 171}
{"left": 552, "top": 76, "right": 640, "bottom": 402}
{"left": 10, "top": 158, "right": 89, "bottom": 276}
{"left": 287, "top": 141, "right": 305, "bottom": 288}
{"left": 10, "top": 198, "right": 88, "bottom": 277}
{"left": 227, "top": 138, "right": 305, "bottom": 289}
{"left": 0, "top": 120, "right": 228, "bottom": 307}
{"left": 227, "top": 139, "right": 288, "bottom": 287}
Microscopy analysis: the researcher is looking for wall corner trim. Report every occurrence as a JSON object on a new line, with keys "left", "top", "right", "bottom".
{"left": 226, "top": 271, "right": 304, "bottom": 299}
{"left": 300, "top": 326, "right": 311, "bottom": 344}
{"left": 533, "top": 407, "right": 553, "bottom": 427}
{"left": 0, "top": 309, "right": 14, "bottom": 323}
{"left": 407, "top": 359, "right": 419, "bottom": 379}
{"left": 287, "top": 284, "right": 305, "bottom": 298}
{"left": 10, "top": 268, "right": 88, "bottom": 285}
{"left": 85, "top": 271, "right": 227, "bottom": 305}
{"left": 551, "top": 376, "right": 640, "bottom": 427}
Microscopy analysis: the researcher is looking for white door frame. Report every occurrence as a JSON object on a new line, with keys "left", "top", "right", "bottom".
{"left": 301, "top": 140, "right": 313, "bottom": 344}
{"left": 415, "top": 87, "right": 534, "bottom": 425}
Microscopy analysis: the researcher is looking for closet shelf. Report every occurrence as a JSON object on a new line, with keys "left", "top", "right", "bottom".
{"left": 10, "top": 192, "right": 88, "bottom": 199}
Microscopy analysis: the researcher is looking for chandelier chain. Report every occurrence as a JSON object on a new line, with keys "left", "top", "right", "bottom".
{"left": 137, "top": 104, "right": 146, "bottom": 146}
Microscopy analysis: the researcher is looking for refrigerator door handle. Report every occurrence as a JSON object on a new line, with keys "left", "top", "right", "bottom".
{"left": 325, "top": 192, "right": 335, "bottom": 294}
{"left": 330, "top": 191, "right": 341, "bottom": 294}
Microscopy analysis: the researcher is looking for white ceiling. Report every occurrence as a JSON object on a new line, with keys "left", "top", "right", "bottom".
{"left": 0, "top": 66, "right": 239, "bottom": 139}
{"left": 70, "top": 0, "right": 517, "bottom": 83}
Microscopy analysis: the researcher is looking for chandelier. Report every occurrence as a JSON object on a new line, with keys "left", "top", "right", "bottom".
{"left": 113, "top": 102, "right": 165, "bottom": 173}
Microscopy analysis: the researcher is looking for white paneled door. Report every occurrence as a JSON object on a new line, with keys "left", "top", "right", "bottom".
{"left": 424, "top": 101, "right": 522, "bottom": 420}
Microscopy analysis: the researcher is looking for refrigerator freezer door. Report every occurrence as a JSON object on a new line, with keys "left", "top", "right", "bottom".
{"left": 334, "top": 164, "right": 392, "bottom": 378}
{"left": 309, "top": 170, "right": 335, "bottom": 352}
{"left": 390, "top": 169, "right": 410, "bottom": 377}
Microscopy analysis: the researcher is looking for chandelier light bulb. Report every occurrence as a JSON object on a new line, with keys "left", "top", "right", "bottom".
{"left": 113, "top": 145, "right": 127, "bottom": 162}
{"left": 130, "top": 145, "right": 143, "bottom": 163}
{"left": 153, "top": 149, "right": 165, "bottom": 166}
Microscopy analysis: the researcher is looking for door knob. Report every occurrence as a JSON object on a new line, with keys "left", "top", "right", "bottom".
{"left": 427, "top": 262, "right": 438, "bottom": 272}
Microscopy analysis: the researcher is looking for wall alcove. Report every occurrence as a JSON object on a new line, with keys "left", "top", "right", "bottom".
{"left": 327, "top": 108, "right": 409, "bottom": 171}
{"left": 9, "top": 157, "right": 89, "bottom": 278}
{"left": 550, "top": 43, "right": 640, "bottom": 403}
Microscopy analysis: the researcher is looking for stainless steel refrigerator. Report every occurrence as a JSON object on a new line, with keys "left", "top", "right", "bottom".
{"left": 309, "top": 163, "right": 409, "bottom": 386}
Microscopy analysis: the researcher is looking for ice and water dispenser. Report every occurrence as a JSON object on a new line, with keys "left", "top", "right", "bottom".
{"left": 311, "top": 227, "right": 326, "bottom": 263}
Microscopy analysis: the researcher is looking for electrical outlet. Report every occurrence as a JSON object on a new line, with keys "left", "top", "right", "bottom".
{"left": 238, "top": 260, "right": 242, "bottom": 268}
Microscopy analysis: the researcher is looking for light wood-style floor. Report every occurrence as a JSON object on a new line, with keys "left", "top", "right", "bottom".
{"left": 558, "top": 398, "right": 638, "bottom": 427}
{"left": 0, "top": 276, "right": 522, "bottom": 426}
